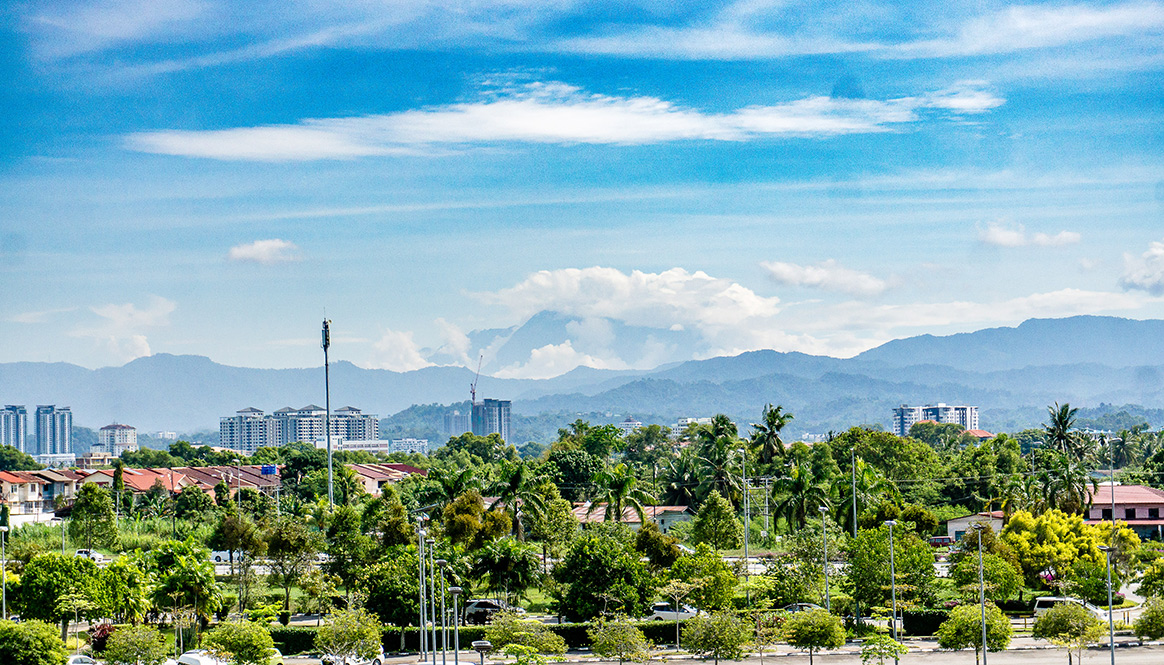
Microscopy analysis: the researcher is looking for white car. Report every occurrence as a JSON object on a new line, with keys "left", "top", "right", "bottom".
{"left": 75, "top": 549, "right": 106, "bottom": 564}
{"left": 209, "top": 550, "right": 242, "bottom": 564}
{"left": 1033, "top": 596, "right": 1108, "bottom": 619}
{"left": 321, "top": 647, "right": 385, "bottom": 665}
{"left": 67, "top": 656, "right": 99, "bottom": 665}
{"left": 645, "top": 601, "right": 699, "bottom": 621}
{"left": 178, "top": 650, "right": 228, "bottom": 665}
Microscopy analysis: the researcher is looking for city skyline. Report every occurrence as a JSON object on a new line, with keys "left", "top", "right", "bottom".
{"left": 3, "top": 1, "right": 1164, "bottom": 379}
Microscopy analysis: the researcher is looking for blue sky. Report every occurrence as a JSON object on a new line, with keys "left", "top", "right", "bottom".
{"left": 3, "top": 0, "right": 1164, "bottom": 378}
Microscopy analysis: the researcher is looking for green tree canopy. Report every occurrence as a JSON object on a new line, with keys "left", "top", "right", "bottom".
{"left": 203, "top": 620, "right": 275, "bottom": 665}
{"left": 1032, "top": 602, "right": 1104, "bottom": 665}
{"left": 0, "top": 619, "right": 70, "bottom": 665}
{"left": 682, "top": 611, "right": 750, "bottom": 665}
{"left": 265, "top": 516, "right": 321, "bottom": 612}
{"left": 69, "top": 482, "right": 117, "bottom": 550}
{"left": 951, "top": 553, "right": 1022, "bottom": 603}
{"left": 588, "top": 615, "right": 650, "bottom": 665}
{"left": 846, "top": 524, "right": 936, "bottom": 610}
{"left": 552, "top": 532, "right": 654, "bottom": 621}
{"left": 103, "top": 624, "right": 169, "bottom": 665}
{"left": 784, "top": 608, "right": 845, "bottom": 665}
{"left": 315, "top": 608, "right": 383, "bottom": 665}
{"left": 0, "top": 446, "right": 40, "bottom": 472}
{"left": 670, "top": 543, "right": 738, "bottom": 610}
{"left": 690, "top": 489, "right": 743, "bottom": 551}
{"left": 936, "top": 603, "right": 1012, "bottom": 665}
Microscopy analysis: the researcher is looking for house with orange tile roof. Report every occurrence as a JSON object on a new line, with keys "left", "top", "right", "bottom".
{"left": 0, "top": 471, "right": 46, "bottom": 514}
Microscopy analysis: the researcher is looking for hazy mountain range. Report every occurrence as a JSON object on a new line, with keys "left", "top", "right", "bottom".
{"left": 4, "top": 315, "right": 1164, "bottom": 440}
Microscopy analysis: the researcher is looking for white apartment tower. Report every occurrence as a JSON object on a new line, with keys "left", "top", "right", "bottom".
{"left": 221, "top": 404, "right": 379, "bottom": 453}
{"left": 893, "top": 403, "right": 980, "bottom": 437}
{"left": 98, "top": 423, "right": 138, "bottom": 456}
{"left": 472, "top": 398, "right": 511, "bottom": 443}
{"left": 1, "top": 405, "right": 28, "bottom": 452}
{"left": 35, "top": 405, "right": 71, "bottom": 455}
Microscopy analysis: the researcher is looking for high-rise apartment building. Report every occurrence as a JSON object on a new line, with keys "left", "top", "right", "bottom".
{"left": 35, "top": 405, "right": 71, "bottom": 455}
{"left": 472, "top": 398, "right": 511, "bottom": 443}
{"left": 97, "top": 423, "right": 138, "bottom": 456}
{"left": 443, "top": 410, "right": 471, "bottom": 439}
{"left": 221, "top": 405, "right": 379, "bottom": 453}
{"left": 893, "top": 403, "right": 979, "bottom": 437}
{"left": 1, "top": 405, "right": 27, "bottom": 452}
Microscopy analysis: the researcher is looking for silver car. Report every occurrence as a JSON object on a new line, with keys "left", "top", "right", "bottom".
{"left": 645, "top": 601, "right": 699, "bottom": 621}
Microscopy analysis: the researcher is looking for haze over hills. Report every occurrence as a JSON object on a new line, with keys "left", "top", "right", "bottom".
{"left": 3, "top": 315, "right": 1164, "bottom": 438}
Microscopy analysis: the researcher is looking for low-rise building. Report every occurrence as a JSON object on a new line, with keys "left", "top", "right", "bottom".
{"left": 946, "top": 510, "right": 1004, "bottom": 541}
{"left": 571, "top": 503, "right": 693, "bottom": 534}
{"left": 0, "top": 471, "right": 45, "bottom": 515}
{"left": 1086, "top": 483, "right": 1164, "bottom": 540}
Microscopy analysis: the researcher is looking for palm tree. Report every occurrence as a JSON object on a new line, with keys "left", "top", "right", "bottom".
{"left": 1046, "top": 453, "right": 1098, "bottom": 514}
{"left": 835, "top": 457, "right": 896, "bottom": 533}
{"left": 751, "top": 404, "right": 794, "bottom": 468}
{"left": 490, "top": 461, "right": 546, "bottom": 541}
{"left": 662, "top": 448, "right": 700, "bottom": 506}
{"left": 425, "top": 467, "right": 480, "bottom": 510}
{"left": 472, "top": 537, "right": 542, "bottom": 605}
{"left": 696, "top": 434, "right": 743, "bottom": 507}
{"left": 772, "top": 462, "right": 830, "bottom": 531}
{"left": 588, "top": 463, "right": 655, "bottom": 523}
{"left": 1044, "top": 402, "right": 1080, "bottom": 455}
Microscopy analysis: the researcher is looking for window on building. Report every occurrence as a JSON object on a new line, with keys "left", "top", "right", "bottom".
{"left": 1150, "top": 508, "right": 1160, "bottom": 519}
{"left": 1102, "top": 508, "right": 1113, "bottom": 520}
{"left": 1126, "top": 508, "right": 1137, "bottom": 520}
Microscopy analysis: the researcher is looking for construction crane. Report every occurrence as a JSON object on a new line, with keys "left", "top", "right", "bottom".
{"left": 470, "top": 354, "right": 483, "bottom": 405}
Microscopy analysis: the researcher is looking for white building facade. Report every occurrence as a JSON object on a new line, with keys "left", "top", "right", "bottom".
{"left": 98, "top": 423, "right": 138, "bottom": 456}
{"left": 221, "top": 405, "right": 379, "bottom": 453}
{"left": 893, "top": 403, "right": 979, "bottom": 437}
{"left": 1, "top": 405, "right": 27, "bottom": 452}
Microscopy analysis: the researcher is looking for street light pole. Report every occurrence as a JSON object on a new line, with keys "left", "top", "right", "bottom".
{"left": 437, "top": 559, "right": 449, "bottom": 665}
{"left": 972, "top": 523, "right": 988, "bottom": 665}
{"left": 322, "top": 318, "right": 333, "bottom": 507}
{"left": 852, "top": 448, "right": 861, "bottom": 625}
{"left": 1099, "top": 545, "right": 1116, "bottom": 665}
{"left": 819, "top": 505, "right": 830, "bottom": 612}
{"left": 741, "top": 448, "right": 750, "bottom": 606}
{"left": 427, "top": 539, "right": 437, "bottom": 665}
{"left": 450, "top": 586, "right": 462, "bottom": 665}
{"left": 423, "top": 528, "right": 433, "bottom": 661}
{"left": 885, "top": 519, "right": 898, "bottom": 662}
{"left": 0, "top": 524, "right": 8, "bottom": 620}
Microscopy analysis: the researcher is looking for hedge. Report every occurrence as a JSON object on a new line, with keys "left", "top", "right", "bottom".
{"left": 901, "top": 609, "right": 949, "bottom": 636}
{"left": 269, "top": 627, "right": 318, "bottom": 655}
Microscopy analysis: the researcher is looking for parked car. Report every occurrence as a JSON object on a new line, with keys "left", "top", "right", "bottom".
{"left": 67, "top": 656, "right": 99, "bottom": 665}
{"left": 75, "top": 549, "right": 106, "bottom": 563}
{"left": 928, "top": 536, "right": 954, "bottom": 547}
{"left": 321, "top": 647, "right": 385, "bottom": 665}
{"left": 645, "top": 601, "right": 699, "bottom": 621}
{"left": 1032, "top": 596, "right": 1108, "bottom": 619}
{"left": 462, "top": 598, "right": 525, "bottom": 625}
{"left": 209, "top": 550, "right": 242, "bottom": 564}
{"left": 178, "top": 650, "right": 227, "bottom": 665}
{"left": 781, "top": 603, "right": 823, "bottom": 613}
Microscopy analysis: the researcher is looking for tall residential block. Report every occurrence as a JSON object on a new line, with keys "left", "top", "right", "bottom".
{"left": 1, "top": 405, "right": 27, "bottom": 452}
{"left": 98, "top": 423, "right": 138, "bottom": 456}
{"left": 220, "top": 404, "right": 379, "bottom": 454}
{"left": 893, "top": 403, "right": 979, "bottom": 437}
{"left": 472, "top": 398, "right": 511, "bottom": 443}
{"left": 443, "top": 410, "right": 471, "bottom": 439}
{"left": 35, "top": 405, "right": 72, "bottom": 455}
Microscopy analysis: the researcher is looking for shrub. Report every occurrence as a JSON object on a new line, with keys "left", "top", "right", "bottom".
{"left": 901, "top": 609, "right": 949, "bottom": 636}
{"left": 1134, "top": 596, "right": 1164, "bottom": 641}
{"left": 269, "top": 627, "right": 317, "bottom": 655}
{"left": 484, "top": 611, "right": 566, "bottom": 655}
{"left": 784, "top": 609, "right": 845, "bottom": 665}
{"left": 588, "top": 616, "right": 650, "bottom": 665}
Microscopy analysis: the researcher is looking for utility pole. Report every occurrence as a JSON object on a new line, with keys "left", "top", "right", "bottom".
{"left": 322, "top": 319, "right": 333, "bottom": 507}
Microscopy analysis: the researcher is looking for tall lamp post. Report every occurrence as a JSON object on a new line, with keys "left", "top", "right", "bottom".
{"left": 1099, "top": 545, "right": 1116, "bottom": 665}
{"left": 423, "top": 528, "right": 433, "bottom": 661}
{"left": 741, "top": 448, "right": 750, "bottom": 606}
{"left": 972, "top": 523, "right": 989, "bottom": 665}
{"left": 450, "top": 586, "right": 463, "bottom": 665}
{"left": 436, "top": 559, "right": 449, "bottom": 665}
{"left": 322, "top": 319, "right": 333, "bottom": 507}
{"left": 819, "top": 505, "right": 830, "bottom": 611}
{"left": 428, "top": 539, "right": 438, "bottom": 665}
{"left": 0, "top": 524, "right": 7, "bottom": 620}
{"left": 885, "top": 519, "right": 898, "bottom": 659}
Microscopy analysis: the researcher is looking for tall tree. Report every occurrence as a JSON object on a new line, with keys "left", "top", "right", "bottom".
{"left": 491, "top": 461, "right": 546, "bottom": 541}
{"left": 690, "top": 489, "right": 743, "bottom": 551}
{"left": 773, "top": 462, "right": 830, "bottom": 531}
{"left": 69, "top": 483, "right": 117, "bottom": 550}
{"left": 265, "top": 516, "right": 320, "bottom": 612}
{"left": 325, "top": 505, "right": 374, "bottom": 602}
{"left": 1044, "top": 402, "right": 1084, "bottom": 456}
{"left": 588, "top": 463, "right": 655, "bottom": 523}
{"left": 751, "top": 404, "right": 793, "bottom": 467}
{"left": 472, "top": 537, "right": 542, "bottom": 604}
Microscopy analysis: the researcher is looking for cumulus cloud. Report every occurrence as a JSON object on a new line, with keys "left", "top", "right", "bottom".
{"left": 493, "top": 341, "right": 623, "bottom": 379}
{"left": 70, "top": 295, "right": 176, "bottom": 362}
{"left": 476, "top": 266, "right": 782, "bottom": 330}
{"left": 1119, "top": 239, "right": 1164, "bottom": 295}
{"left": 126, "top": 80, "right": 1004, "bottom": 161}
{"left": 369, "top": 328, "right": 434, "bottom": 372}
{"left": 761, "top": 259, "right": 887, "bottom": 296}
{"left": 228, "top": 239, "right": 300, "bottom": 264}
{"left": 978, "top": 222, "right": 1081, "bottom": 248}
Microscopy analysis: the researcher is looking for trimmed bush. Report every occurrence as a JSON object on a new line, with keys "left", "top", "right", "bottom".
{"left": 902, "top": 609, "right": 949, "bottom": 636}
{"left": 269, "top": 627, "right": 318, "bottom": 655}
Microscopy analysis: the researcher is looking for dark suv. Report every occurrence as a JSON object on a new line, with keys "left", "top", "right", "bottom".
{"left": 462, "top": 598, "right": 525, "bottom": 625}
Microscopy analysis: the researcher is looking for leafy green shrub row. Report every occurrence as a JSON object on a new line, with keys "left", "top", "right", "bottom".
{"left": 902, "top": 609, "right": 949, "bottom": 636}
{"left": 269, "top": 627, "right": 318, "bottom": 655}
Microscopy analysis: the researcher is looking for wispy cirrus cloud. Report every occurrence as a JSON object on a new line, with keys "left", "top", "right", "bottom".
{"left": 9, "top": 307, "right": 77, "bottom": 324}
{"left": 762, "top": 259, "right": 888, "bottom": 296}
{"left": 126, "top": 80, "right": 1003, "bottom": 161}
{"left": 228, "top": 239, "right": 300, "bottom": 264}
{"left": 978, "top": 222, "right": 1081, "bottom": 248}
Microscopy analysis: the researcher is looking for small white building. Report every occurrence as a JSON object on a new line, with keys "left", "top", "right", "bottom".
{"left": 946, "top": 510, "right": 1004, "bottom": 541}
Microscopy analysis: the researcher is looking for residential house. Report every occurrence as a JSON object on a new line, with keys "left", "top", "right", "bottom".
{"left": 1086, "top": 483, "right": 1164, "bottom": 540}
{"left": 0, "top": 471, "right": 45, "bottom": 515}
{"left": 946, "top": 510, "right": 1004, "bottom": 541}
{"left": 572, "top": 503, "right": 693, "bottom": 533}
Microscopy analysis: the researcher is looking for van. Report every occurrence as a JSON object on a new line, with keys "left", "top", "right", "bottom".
{"left": 1032, "top": 596, "right": 1107, "bottom": 619}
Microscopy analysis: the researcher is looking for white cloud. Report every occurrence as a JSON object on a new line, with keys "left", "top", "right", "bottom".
{"left": 978, "top": 222, "right": 1081, "bottom": 248}
{"left": 493, "top": 341, "right": 622, "bottom": 379}
{"left": 70, "top": 295, "right": 176, "bottom": 363}
{"left": 9, "top": 307, "right": 77, "bottom": 324}
{"left": 228, "top": 239, "right": 300, "bottom": 264}
{"left": 899, "top": 2, "right": 1164, "bottom": 58}
{"left": 761, "top": 259, "right": 887, "bottom": 296}
{"left": 432, "top": 317, "right": 474, "bottom": 366}
{"left": 1119, "top": 239, "right": 1164, "bottom": 296}
{"left": 476, "top": 266, "right": 782, "bottom": 330}
{"left": 126, "top": 80, "right": 1004, "bottom": 161}
{"left": 25, "top": 0, "right": 207, "bottom": 59}
{"left": 369, "top": 328, "right": 434, "bottom": 372}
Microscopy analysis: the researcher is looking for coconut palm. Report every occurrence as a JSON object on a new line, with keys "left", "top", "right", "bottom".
{"left": 1046, "top": 454, "right": 1098, "bottom": 514}
{"left": 751, "top": 404, "right": 794, "bottom": 468}
{"left": 662, "top": 448, "right": 700, "bottom": 506}
{"left": 773, "top": 462, "right": 830, "bottom": 531}
{"left": 835, "top": 456, "right": 897, "bottom": 532}
{"left": 424, "top": 467, "right": 481, "bottom": 510}
{"left": 696, "top": 434, "right": 744, "bottom": 507}
{"left": 1044, "top": 402, "right": 1084, "bottom": 456}
{"left": 588, "top": 463, "right": 656, "bottom": 523}
{"left": 472, "top": 536, "right": 542, "bottom": 604}
{"left": 490, "top": 461, "right": 546, "bottom": 541}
